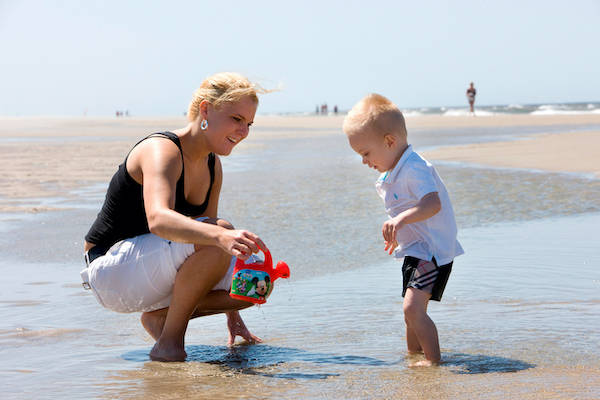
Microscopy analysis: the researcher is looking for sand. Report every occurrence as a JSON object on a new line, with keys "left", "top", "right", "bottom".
{"left": 423, "top": 130, "right": 600, "bottom": 178}
{"left": 1, "top": 113, "right": 599, "bottom": 212}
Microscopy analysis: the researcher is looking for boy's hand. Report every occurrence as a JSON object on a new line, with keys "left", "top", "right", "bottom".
{"left": 384, "top": 240, "right": 398, "bottom": 255}
{"left": 382, "top": 216, "right": 406, "bottom": 255}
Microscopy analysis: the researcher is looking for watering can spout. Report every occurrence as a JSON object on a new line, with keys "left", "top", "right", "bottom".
{"left": 274, "top": 261, "right": 290, "bottom": 280}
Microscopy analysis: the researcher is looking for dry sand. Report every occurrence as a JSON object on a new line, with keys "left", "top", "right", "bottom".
{"left": 423, "top": 130, "right": 600, "bottom": 178}
{"left": 1, "top": 113, "right": 599, "bottom": 212}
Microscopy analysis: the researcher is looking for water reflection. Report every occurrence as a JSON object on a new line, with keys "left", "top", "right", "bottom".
{"left": 122, "top": 346, "right": 533, "bottom": 379}
{"left": 444, "top": 352, "right": 535, "bottom": 374}
{"left": 122, "top": 344, "right": 389, "bottom": 380}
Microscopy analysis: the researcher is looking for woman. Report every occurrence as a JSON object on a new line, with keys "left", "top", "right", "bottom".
{"left": 81, "top": 72, "right": 267, "bottom": 362}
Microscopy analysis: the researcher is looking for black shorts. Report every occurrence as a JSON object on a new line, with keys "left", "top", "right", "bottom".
{"left": 402, "top": 256, "right": 453, "bottom": 302}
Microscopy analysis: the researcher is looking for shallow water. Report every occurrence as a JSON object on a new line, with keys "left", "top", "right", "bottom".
{"left": 1, "top": 123, "right": 600, "bottom": 399}
{"left": 1, "top": 212, "right": 599, "bottom": 399}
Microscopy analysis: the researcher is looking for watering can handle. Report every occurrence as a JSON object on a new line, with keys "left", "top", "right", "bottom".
{"left": 234, "top": 243, "right": 272, "bottom": 268}
{"left": 259, "top": 244, "right": 273, "bottom": 268}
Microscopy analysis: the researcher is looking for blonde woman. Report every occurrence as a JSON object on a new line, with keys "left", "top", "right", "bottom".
{"left": 81, "top": 72, "right": 267, "bottom": 361}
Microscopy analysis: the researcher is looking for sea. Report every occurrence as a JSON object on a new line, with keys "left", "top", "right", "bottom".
{"left": 0, "top": 112, "right": 599, "bottom": 399}
{"left": 301, "top": 101, "right": 600, "bottom": 118}
{"left": 402, "top": 101, "right": 600, "bottom": 117}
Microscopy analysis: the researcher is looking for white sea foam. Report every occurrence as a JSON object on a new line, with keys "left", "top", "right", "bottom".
{"left": 443, "top": 109, "right": 496, "bottom": 116}
{"left": 402, "top": 110, "right": 424, "bottom": 117}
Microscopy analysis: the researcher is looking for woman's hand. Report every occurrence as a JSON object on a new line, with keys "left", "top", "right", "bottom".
{"left": 218, "top": 228, "right": 266, "bottom": 260}
{"left": 226, "top": 310, "right": 262, "bottom": 346}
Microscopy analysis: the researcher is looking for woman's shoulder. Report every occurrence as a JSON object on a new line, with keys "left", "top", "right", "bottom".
{"left": 135, "top": 135, "right": 181, "bottom": 160}
{"left": 127, "top": 134, "right": 183, "bottom": 177}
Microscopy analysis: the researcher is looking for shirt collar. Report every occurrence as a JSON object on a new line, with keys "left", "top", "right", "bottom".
{"left": 377, "top": 145, "right": 413, "bottom": 184}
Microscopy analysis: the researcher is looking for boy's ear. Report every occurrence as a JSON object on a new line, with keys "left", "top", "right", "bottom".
{"left": 384, "top": 133, "right": 396, "bottom": 148}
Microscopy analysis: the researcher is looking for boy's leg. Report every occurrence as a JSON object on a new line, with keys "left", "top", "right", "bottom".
{"left": 405, "top": 300, "right": 428, "bottom": 354}
{"left": 403, "top": 287, "right": 440, "bottom": 365}
{"left": 406, "top": 325, "right": 421, "bottom": 354}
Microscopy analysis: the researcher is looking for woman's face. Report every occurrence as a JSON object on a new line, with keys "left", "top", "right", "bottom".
{"left": 203, "top": 96, "right": 258, "bottom": 156}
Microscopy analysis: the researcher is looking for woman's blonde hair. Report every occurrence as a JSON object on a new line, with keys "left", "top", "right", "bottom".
{"left": 187, "top": 72, "right": 265, "bottom": 121}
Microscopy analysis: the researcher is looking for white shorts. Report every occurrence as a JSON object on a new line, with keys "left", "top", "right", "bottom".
{"left": 80, "top": 232, "right": 235, "bottom": 313}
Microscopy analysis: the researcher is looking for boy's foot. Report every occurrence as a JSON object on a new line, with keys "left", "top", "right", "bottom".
{"left": 409, "top": 359, "right": 439, "bottom": 367}
{"left": 141, "top": 312, "right": 166, "bottom": 341}
{"left": 149, "top": 340, "right": 187, "bottom": 362}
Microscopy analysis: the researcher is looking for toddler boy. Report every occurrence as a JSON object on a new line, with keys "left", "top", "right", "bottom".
{"left": 343, "top": 94, "right": 463, "bottom": 366}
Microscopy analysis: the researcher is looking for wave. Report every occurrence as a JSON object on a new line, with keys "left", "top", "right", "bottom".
{"left": 442, "top": 109, "right": 496, "bottom": 117}
{"left": 400, "top": 102, "right": 600, "bottom": 117}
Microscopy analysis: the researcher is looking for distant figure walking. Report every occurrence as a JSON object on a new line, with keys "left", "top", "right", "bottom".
{"left": 466, "top": 82, "right": 476, "bottom": 115}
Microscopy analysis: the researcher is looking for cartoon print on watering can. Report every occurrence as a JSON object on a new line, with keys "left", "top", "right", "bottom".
{"left": 230, "top": 247, "right": 290, "bottom": 304}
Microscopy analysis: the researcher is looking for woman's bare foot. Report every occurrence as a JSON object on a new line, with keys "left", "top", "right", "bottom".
{"left": 141, "top": 312, "right": 166, "bottom": 341}
{"left": 149, "top": 339, "right": 187, "bottom": 362}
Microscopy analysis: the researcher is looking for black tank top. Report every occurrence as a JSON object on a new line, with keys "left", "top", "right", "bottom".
{"left": 85, "top": 132, "right": 215, "bottom": 247}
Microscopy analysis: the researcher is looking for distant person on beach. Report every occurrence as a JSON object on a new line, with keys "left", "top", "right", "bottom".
{"left": 343, "top": 94, "right": 463, "bottom": 366}
{"left": 81, "top": 72, "right": 268, "bottom": 362}
{"left": 466, "top": 82, "right": 476, "bottom": 114}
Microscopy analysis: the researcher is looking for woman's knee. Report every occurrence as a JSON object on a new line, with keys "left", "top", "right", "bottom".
{"left": 199, "top": 217, "right": 235, "bottom": 230}
{"left": 196, "top": 241, "right": 230, "bottom": 256}
{"left": 216, "top": 218, "right": 234, "bottom": 230}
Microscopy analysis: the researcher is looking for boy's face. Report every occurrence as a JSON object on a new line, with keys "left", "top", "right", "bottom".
{"left": 347, "top": 130, "right": 401, "bottom": 173}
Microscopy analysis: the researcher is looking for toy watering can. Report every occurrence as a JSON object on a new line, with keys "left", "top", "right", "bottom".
{"left": 230, "top": 247, "right": 290, "bottom": 304}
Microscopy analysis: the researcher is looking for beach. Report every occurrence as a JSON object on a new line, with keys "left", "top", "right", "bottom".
{"left": 1, "top": 113, "right": 600, "bottom": 212}
{"left": 424, "top": 130, "right": 600, "bottom": 178}
{"left": 1, "top": 113, "right": 600, "bottom": 399}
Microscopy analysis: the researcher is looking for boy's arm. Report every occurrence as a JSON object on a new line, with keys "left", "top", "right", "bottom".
{"left": 383, "top": 192, "right": 441, "bottom": 254}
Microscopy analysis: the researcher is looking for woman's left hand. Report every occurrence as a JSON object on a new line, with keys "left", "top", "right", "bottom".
{"left": 226, "top": 310, "right": 262, "bottom": 346}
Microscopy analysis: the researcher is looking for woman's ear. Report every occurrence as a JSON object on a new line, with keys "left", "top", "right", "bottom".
{"left": 199, "top": 100, "right": 211, "bottom": 120}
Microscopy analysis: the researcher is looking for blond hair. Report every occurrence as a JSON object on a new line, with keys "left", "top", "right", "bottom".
{"left": 187, "top": 72, "right": 265, "bottom": 122}
{"left": 343, "top": 93, "right": 407, "bottom": 139}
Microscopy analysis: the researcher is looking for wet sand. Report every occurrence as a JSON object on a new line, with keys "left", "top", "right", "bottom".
{"left": 1, "top": 113, "right": 600, "bottom": 212}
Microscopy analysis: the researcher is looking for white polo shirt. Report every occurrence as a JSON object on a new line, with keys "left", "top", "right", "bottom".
{"left": 375, "top": 145, "right": 464, "bottom": 265}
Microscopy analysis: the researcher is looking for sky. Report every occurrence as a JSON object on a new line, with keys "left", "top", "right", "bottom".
{"left": 0, "top": 0, "right": 599, "bottom": 116}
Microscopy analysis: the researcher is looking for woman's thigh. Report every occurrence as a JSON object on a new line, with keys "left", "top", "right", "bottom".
{"left": 82, "top": 233, "right": 195, "bottom": 313}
